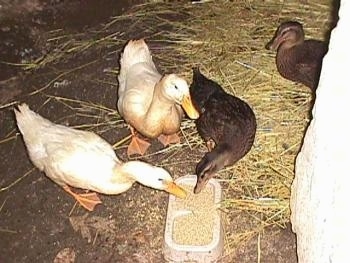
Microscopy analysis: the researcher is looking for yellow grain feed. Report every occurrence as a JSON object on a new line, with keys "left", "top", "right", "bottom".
{"left": 172, "top": 184, "right": 217, "bottom": 246}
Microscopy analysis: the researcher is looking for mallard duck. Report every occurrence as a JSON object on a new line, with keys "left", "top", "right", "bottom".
{"left": 117, "top": 39, "right": 199, "bottom": 156}
{"left": 14, "top": 103, "right": 187, "bottom": 211}
{"left": 265, "top": 21, "right": 328, "bottom": 90}
{"left": 190, "top": 68, "right": 257, "bottom": 194}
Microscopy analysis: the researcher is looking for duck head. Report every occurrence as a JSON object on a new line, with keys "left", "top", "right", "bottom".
{"left": 159, "top": 74, "right": 199, "bottom": 119}
{"left": 194, "top": 152, "right": 220, "bottom": 194}
{"left": 265, "top": 21, "right": 305, "bottom": 51}
{"left": 194, "top": 144, "right": 233, "bottom": 194}
{"left": 117, "top": 161, "right": 187, "bottom": 198}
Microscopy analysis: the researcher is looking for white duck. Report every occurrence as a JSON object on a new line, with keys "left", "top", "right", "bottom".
{"left": 14, "top": 103, "right": 187, "bottom": 211}
{"left": 117, "top": 39, "right": 199, "bottom": 156}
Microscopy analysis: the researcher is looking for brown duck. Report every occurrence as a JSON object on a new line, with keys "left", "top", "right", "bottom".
{"left": 265, "top": 21, "right": 328, "bottom": 90}
{"left": 190, "top": 68, "right": 257, "bottom": 194}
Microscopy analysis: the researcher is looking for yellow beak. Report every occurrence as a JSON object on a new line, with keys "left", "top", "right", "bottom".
{"left": 165, "top": 182, "right": 187, "bottom": 199}
{"left": 181, "top": 95, "right": 199, "bottom": 120}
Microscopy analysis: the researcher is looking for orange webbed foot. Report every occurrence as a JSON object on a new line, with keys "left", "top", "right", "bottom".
{"left": 157, "top": 133, "right": 181, "bottom": 146}
{"left": 63, "top": 186, "right": 102, "bottom": 211}
{"left": 127, "top": 136, "right": 151, "bottom": 156}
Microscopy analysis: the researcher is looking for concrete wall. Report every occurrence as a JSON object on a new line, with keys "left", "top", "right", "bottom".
{"left": 290, "top": 0, "right": 350, "bottom": 262}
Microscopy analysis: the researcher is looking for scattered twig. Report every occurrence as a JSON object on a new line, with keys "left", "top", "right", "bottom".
{"left": 0, "top": 168, "right": 36, "bottom": 192}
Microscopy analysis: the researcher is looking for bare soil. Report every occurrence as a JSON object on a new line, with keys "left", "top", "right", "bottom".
{"left": 0, "top": 1, "right": 297, "bottom": 262}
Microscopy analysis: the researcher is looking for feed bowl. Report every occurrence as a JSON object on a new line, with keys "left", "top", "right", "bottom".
{"left": 163, "top": 175, "right": 224, "bottom": 263}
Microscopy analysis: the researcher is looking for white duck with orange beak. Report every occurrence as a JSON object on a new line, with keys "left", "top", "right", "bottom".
{"left": 14, "top": 103, "right": 187, "bottom": 211}
{"left": 117, "top": 39, "right": 199, "bottom": 156}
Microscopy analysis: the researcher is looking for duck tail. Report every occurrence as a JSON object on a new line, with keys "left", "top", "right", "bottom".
{"left": 14, "top": 103, "right": 52, "bottom": 153}
{"left": 194, "top": 143, "right": 234, "bottom": 194}
{"left": 190, "top": 67, "right": 205, "bottom": 89}
{"left": 190, "top": 67, "right": 222, "bottom": 108}
{"left": 118, "top": 39, "right": 154, "bottom": 85}
{"left": 15, "top": 103, "right": 48, "bottom": 134}
{"left": 191, "top": 67, "right": 207, "bottom": 88}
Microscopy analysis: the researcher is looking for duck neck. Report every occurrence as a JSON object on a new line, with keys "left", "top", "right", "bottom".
{"left": 143, "top": 80, "right": 175, "bottom": 131}
{"left": 114, "top": 161, "right": 156, "bottom": 187}
{"left": 276, "top": 46, "right": 299, "bottom": 77}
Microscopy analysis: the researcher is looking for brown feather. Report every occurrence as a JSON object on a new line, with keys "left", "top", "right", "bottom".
{"left": 190, "top": 68, "right": 257, "bottom": 194}
{"left": 266, "top": 21, "right": 328, "bottom": 90}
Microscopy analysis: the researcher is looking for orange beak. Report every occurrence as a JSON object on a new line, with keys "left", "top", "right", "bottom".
{"left": 181, "top": 95, "right": 199, "bottom": 119}
{"left": 165, "top": 182, "right": 187, "bottom": 199}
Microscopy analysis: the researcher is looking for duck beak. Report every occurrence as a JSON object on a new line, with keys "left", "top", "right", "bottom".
{"left": 265, "top": 40, "right": 273, "bottom": 50}
{"left": 165, "top": 182, "right": 187, "bottom": 199}
{"left": 265, "top": 36, "right": 282, "bottom": 51}
{"left": 181, "top": 95, "right": 199, "bottom": 119}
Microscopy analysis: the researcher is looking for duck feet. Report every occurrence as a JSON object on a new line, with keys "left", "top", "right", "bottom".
{"left": 127, "top": 136, "right": 151, "bottom": 156}
{"left": 158, "top": 133, "right": 181, "bottom": 146}
{"left": 63, "top": 185, "right": 102, "bottom": 211}
{"left": 126, "top": 126, "right": 151, "bottom": 156}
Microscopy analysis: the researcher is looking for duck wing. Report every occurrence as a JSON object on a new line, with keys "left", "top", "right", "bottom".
{"left": 117, "top": 39, "right": 161, "bottom": 117}
{"left": 194, "top": 94, "right": 256, "bottom": 194}
{"left": 295, "top": 40, "right": 328, "bottom": 89}
{"left": 202, "top": 94, "right": 256, "bottom": 149}
{"left": 15, "top": 104, "right": 119, "bottom": 189}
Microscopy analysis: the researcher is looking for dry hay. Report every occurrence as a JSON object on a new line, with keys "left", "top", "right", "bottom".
{"left": 2, "top": 0, "right": 334, "bottom": 258}
{"left": 129, "top": 0, "right": 333, "bottom": 253}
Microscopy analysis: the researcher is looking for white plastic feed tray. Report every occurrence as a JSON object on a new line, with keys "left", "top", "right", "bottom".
{"left": 163, "top": 175, "right": 224, "bottom": 263}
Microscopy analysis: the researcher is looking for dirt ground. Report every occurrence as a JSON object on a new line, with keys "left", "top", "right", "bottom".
{"left": 0, "top": 1, "right": 299, "bottom": 262}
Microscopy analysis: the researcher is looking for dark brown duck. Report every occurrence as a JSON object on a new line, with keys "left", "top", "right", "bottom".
{"left": 266, "top": 21, "right": 328, "bottom": 90}
{"left": 190, "top": 68, "right": 257, "bottom": 194}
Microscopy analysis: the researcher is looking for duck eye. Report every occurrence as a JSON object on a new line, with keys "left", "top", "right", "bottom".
{"left": 158, "top": 178, "right": 164, "bottom": 182}
{"left": 174, "top": 85, "right": 178, "bottom": 90}
{"left": 281, "top": 29, "right": 288, "bottom": 36}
